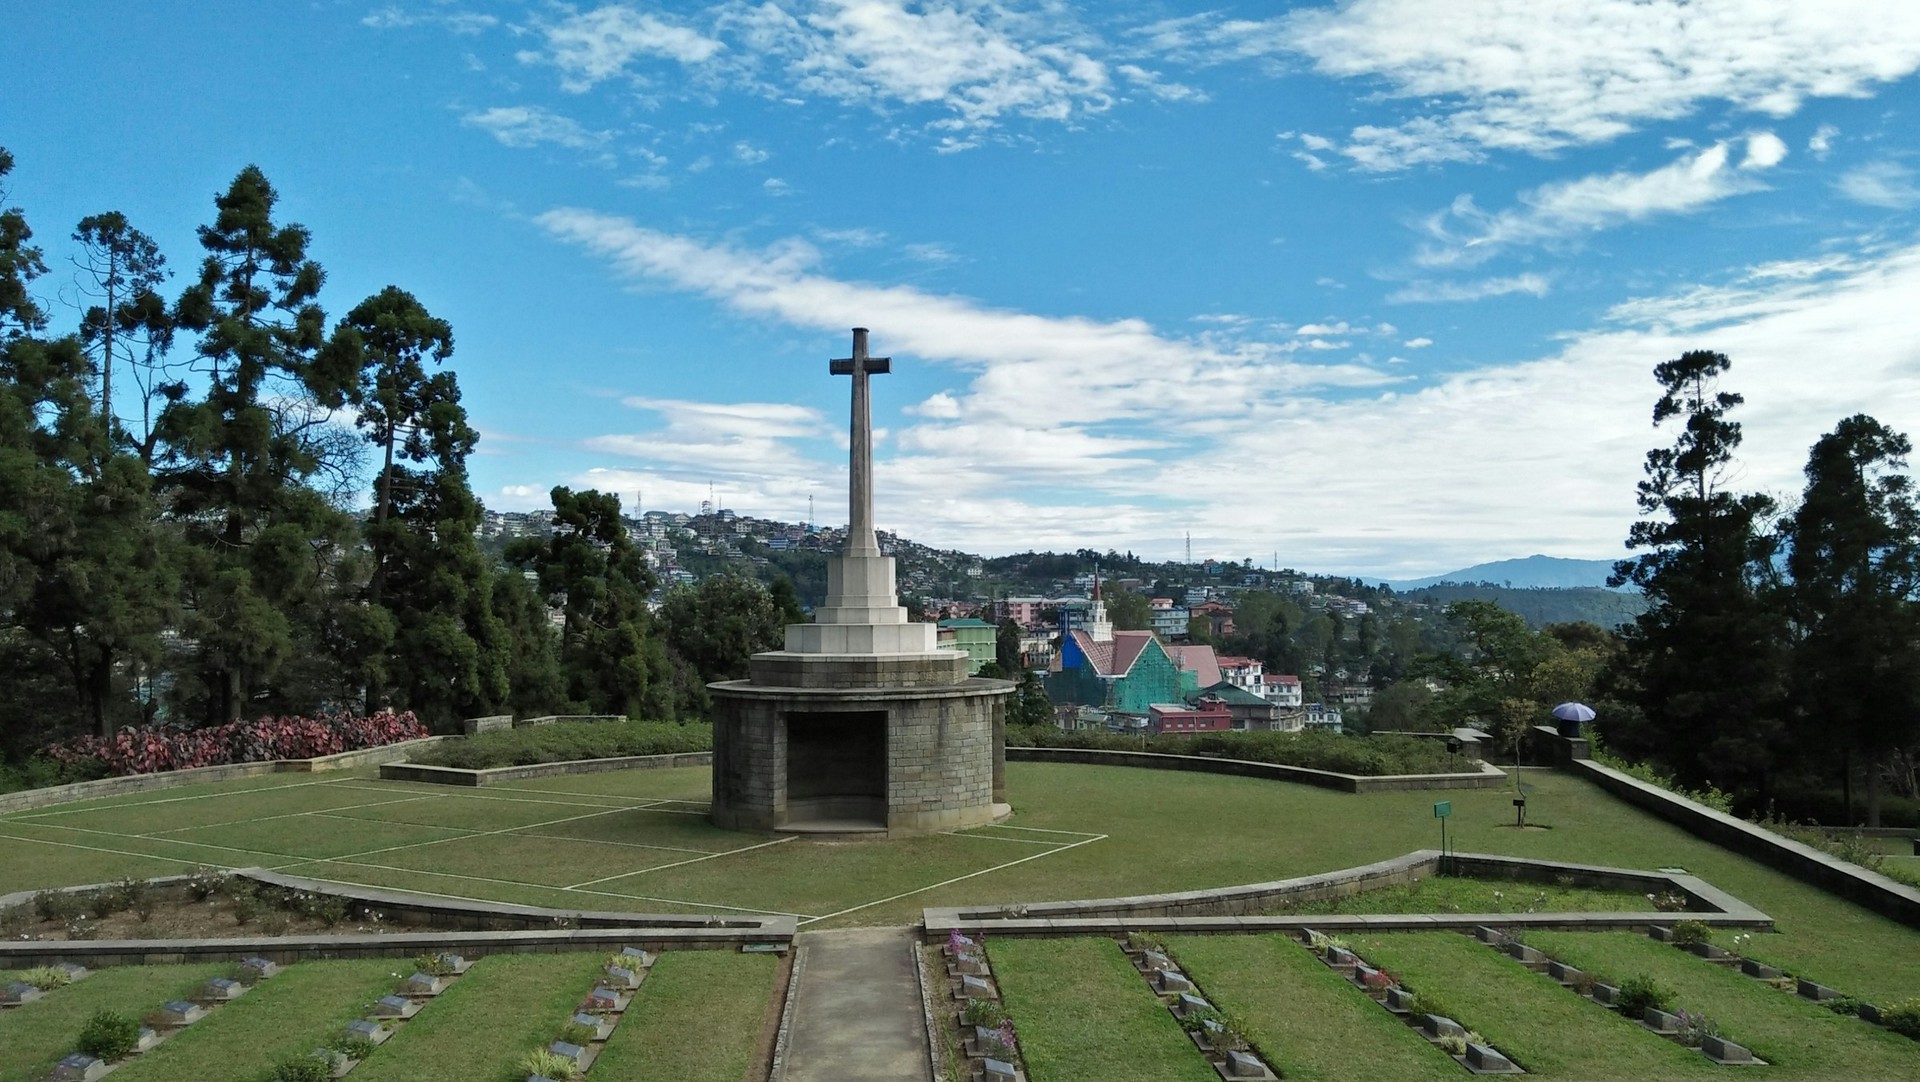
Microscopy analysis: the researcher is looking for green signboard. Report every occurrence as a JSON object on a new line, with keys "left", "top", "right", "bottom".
{"left": 1433, "top": 801, "right": 1452, "bottom": 819}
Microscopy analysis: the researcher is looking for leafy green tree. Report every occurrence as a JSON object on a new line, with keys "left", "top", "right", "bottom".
{"left": 509, "top": 487, "right": 672, "bottom": 718}
{"left": 659, "top": 573, "right": 787, "bottom": 687}
{"left": 995, "top": 617, "right": 1022, "bottom": 672}
{"left": 1367, "top": 680, "right": 1435, "bottom": 731}
{"left": 1607, "top": 351, "right": 1787, "bottom": 802}
{"left": 1781, "top": 415, "right": 1920, "bottom": 825}
{"left": 71, "top": 211, "right": 171, "bottom": 453}
{"left": 1008, "top": 669, "right": 1053, "bottom": 725}
{"left": 489, "top": 570, "right": 563, "bottom": 717}
{"left": 1103, "top": 585, "right": 1150, "bottom": 630}
{"left": 156, "top": 166, "right": 351, "bottom": 720}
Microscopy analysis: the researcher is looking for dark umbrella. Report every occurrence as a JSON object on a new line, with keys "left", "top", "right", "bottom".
{"left": 1551, "top": 701, "right": 1595, "bottom": 737}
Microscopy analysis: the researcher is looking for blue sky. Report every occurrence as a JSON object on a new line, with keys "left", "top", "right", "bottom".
{"left": 6, "top": 1, "right": 1920, "bottom": 577}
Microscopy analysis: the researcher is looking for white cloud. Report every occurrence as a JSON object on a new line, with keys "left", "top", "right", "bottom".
{"left": 461, "top": 106, "right": 610, "bottom": 150}
{"left": 362, "top": 5, "right": 498, "bottom": 34}
{"left": 1296, "top": 322, "right": 1351, "bottom": 335}
{"left": 1404, "top": 336, "right": 1434, "bottom": 348}
{"left": 1417, "top": 141, "right": 1775, "bottom": 266}
{"left": 763, "top": 177, "right": 793, "bottom": 195}
{"left": 586, "top": 397, "right": 836, "bottom": 481}
{"left": 522, "top": 4, "right": 724, "bottom": 92}
{"left": 733, "top": 140, "right": 770, "bottom": 164}
{"left": 816, "top": 226, "right": 887, "bottom": 247}
{"left": 903, "top": 242, "right": 958, "bottom": 264}
{"left": 907, "top": 391, "right": 962, "bottom": 418}
{"left": 1809, "top": 123, "right": 1840, "bottom": 159}
{"left": 1165, "top": 1, "right": 1920, "bottom": 170}
{"left": 1742, "top": 131, "right": 1789, "bottom": 169}
{"left": 1836, "top": 161, "right": 1920, "bottom": 208}
{"left": 1115, "top": 64, "right": 1207, "bottom": 103}
{"left": 1388, "top": 274, "right": 1551, "bottom": 304}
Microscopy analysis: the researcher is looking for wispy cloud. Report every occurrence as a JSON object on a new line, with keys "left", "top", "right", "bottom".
{"left": 361, "top": 5, "right": 497, "bottom": 34}
{"left": 461, "top": 105, "right": 609, "bottom": 150}
{"left": 1164, "top": 1, "right": 1920, "bottom": 170}
{"left": 1416, "top": 138, "right": 1782, "bottom": 266}
{"left": 1836, "top": 161, "right": 1920, "bottom": 208}
{"left": 519, "top": 4, "right": 724, "bottom": 92}
{"left": 1388, "top": 274, "right": 1551, "bottom": 304}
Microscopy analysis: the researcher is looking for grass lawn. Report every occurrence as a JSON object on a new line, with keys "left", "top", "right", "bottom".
{"left": 347, "top": 952, "right": 605, "bottom": 1082}
{"left": 589, "top": 951, "right": 779, "bottom": 1082}
{"left": 992, "top": 937, "right": 1217, "bottom": 1082}
{"left": 113, "top": 959, "right": 399, "bottom": 1081}
{"left": 1353, "top": 932, "right": 1715, "bottom": 1079}
{"left": 0, "top": 964, "right": 227, "bottom": 1082}
{"left": 1257, "top": 874, "right": 1652, "bottom": 915}
{"left": 3, "top": 763, "right": 1919, "bottom": 1005}
{"left": 1524, "top": 931, "right": 1920, "bottom": 1077}
{"left": 1165, "top": 934, "right": 1458, "bottom": 1081}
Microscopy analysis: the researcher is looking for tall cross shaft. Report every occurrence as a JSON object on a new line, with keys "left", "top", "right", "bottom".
{"left": 830, "top": 327, "right": 890, "bottom": 556}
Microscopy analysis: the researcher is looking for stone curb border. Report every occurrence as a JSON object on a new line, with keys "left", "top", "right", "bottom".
{"left": 0, "top": 868, "right": 793, "bottom": 969}
{"left": 922, "top": 851, "right": 1772, "bottom": 937}
{"left": 378, "top": 751, "right": 713, "bottom": 786}
{"left": 0, "top": 738, "right": 453, "bottom": 814}
{"left": 913, "top": 935, "right": 945, "bottom": 1082}
{"left": 766, "top": 937, "right": 808, "bottom": 1082}
{"left": 1007, "top": 746, "right": 1509, "bottom": 792}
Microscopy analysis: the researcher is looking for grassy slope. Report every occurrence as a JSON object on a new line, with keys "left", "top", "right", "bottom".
{"left": 113, "top": 959, "right": 399, "bottom": 1082}
{"left": 1524, "top": 931, "right": 1920, "bottom": 1077}
{"left": 346, "top": 953, "right": 604, "bottom": 1082}
{"left": 991, "top": 937, "right": 1217, "bottom": 1082}
{"left": 1354, "top": 932, "right": 1714, "bottom": 1079}
{"left": 0, "top": 965, "right": 226, "bottom": 1082}
{"left": 1165, "top": 934, "right": 1457, "bottom": 1081}
{"left": 588, "top": 952, "right": 778, "bottom": 1082}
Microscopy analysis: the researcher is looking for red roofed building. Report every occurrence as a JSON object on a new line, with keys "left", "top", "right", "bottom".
{"left": 1047, "top": 581, "right": 1225, "bottom": 715}
{"left": 1148, "top": 697, "right": 1232, "bottom": 735}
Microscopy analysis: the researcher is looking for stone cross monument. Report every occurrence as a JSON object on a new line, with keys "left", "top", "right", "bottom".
{"left": 708, "top": 328, "right": 1011, "bottom": 835}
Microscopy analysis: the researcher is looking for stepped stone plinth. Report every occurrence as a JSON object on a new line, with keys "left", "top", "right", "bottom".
{"left": 709, "top": 330, "right": 1011, "bottom": 836}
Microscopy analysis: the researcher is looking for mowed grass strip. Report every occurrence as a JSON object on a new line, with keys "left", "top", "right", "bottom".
{"left": 4, "top": 780, "right": 390, "bottom": 835}
{"left": 112, "top": 959, "right": 398, "bottom": 1081}
{"left": 347, "top": 952, "right": 605, "bottom": 1082}
{"left": 0, "top": 964, "right": 227, "bottom": 1082}
{"left": 992, "top": 937, "right": 1217, "bottom": 1082}
{"left": 589, "top": 951, "right": 778, "bottom": 1082}
{"left": 160, "top": 813, "right": 470, "bottom": 862}
{"left": 1165, "top": 934, "right": 1458, "bottom": 1081}
{"left": 0, "top": 832, "right": 196, "bottom": 895}
{"left": 1354, "top": 932, "right": 1714, "bottom": 1078}
{"left": 1525, "top": 931, "right": 1920, "bottom": 1077}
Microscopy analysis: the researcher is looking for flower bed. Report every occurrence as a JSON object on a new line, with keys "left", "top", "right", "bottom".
{"left": 42, "top": 711, "right": 426, "bottom": 777}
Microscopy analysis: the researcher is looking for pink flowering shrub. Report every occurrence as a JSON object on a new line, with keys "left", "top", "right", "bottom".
{"left": 44, "top": 710, "right": 426, "bottom": 776}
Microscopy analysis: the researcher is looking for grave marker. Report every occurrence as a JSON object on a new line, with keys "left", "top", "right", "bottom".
{"left": 549, "top": 1041, "right": 587, "bottom": 1068}
{"left": 573, "top": 1011, "right": 614, "bottom": 1040}
{"left": 1383, "top": 987, "right": 1417, "bottom": 1013}
{"left": 344, "top": 1020, "right": 391, "bottom": 1046}
{"left": 240, "top": 957, "right": 280, "bottom": 982}
{"left": 1740, "top": 959, "right": 1782, "bottom": 980}
{"left": 199, "top": 977, "right": 246, "bottom": 1002}
{"left": 156, "top": 1000, "right": 206, "bottom": 1026}
{"left": 49, "top": 1054, "right": 107, "bottom": 1082}
{"left": 1223, "top": 1049, "right": 1278, "bottom": 1079}
{"left": 1155, "top": 970, "right": 1195, "bottom": 994}
{"left": 0, "top": 981, "right": 42, "bottom": 1006}
{"left": 368, "top": 994, "right": 419, "bottom": 1020}
{"left": 1546, "top": 960, "right": 1583, "bottom": 983}
{"left": 1643, "top": 1007, "right": 1680, "bottom": 1034}
{"left": 603, "top": 965, "right": 640, "bottom": 990}
{"left": 1174, "top": 992, "right": 1214, "bottom": 1018}
{"left": 960, "top": 975, "right": 997, "bottom": 1000}
{"left": 1423, "top": 1015, "right": 1465, "bottom": 1039}
{"left": 1465, "top": 1043, "right": 1519, "bottom": 1072}
{"left": 982, "top": 1058, "right": 1018, "bottom": 1082}
{"left": 1798, "top": 978, "right": 1840, "bottom": 1001}
{"left": 399, "top": 972, "right": 443, "bottom": 996}
{"left": 1702, "top": 1034, "right": 1754, "bottom": 1064}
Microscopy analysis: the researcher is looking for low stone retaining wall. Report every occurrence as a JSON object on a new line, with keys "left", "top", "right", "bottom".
{"left": 923, "top": 851, "right": 1772, "bottom": 941}
{"left": 516, "top": 714, "right": 628, "bottom": 726}
{"left": 1007, "top": 745, "right": 1508, "bottom": 792}
{"left": 379, "top": 751, "right": 714, "bottom": 787}
{"left": 0, "top": 737, "right": 451, "bottom": 814}
{"left": 1560, "top": 749, "right": 1920, "bottom": 929}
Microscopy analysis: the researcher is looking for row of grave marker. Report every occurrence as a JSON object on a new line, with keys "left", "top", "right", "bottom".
{"left": 1302, "top": 930, "right": 1526, "bottom": 1076}
{"left": 944, "top": 933, "right": 1028, "bottom": 1082}
{"left": 525, "top": 947, "right": 654, "bottom": 1082}
{"left": 1116, "top": 938, "right": 1281, "bottom": 1081}
{"left": 1641, "top": 924, "right": 1917, "bottom": 1041}
{"left": 39, "top": 957, "right": 284, "bottom": 1082}
{"left": 1466, "top": 927, "right": 1760, "bottom": 1066}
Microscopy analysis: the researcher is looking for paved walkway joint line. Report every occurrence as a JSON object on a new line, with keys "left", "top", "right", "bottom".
{"left": 781, "top": 926, "right": 931, "bottom": 1082}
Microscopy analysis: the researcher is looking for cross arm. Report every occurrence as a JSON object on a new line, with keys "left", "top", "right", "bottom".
{"left": 830, "top": 356, "right": 892, "bottom": 375}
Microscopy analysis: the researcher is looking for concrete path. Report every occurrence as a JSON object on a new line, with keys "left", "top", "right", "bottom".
{"left": 780, "top": 926, "right": 931, "bottom": 1082}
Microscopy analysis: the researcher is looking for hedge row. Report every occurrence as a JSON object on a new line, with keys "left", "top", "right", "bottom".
{"left": 1005, "top": 725, "right": 1470, "bottom": 776}
{"left": 407, "top": 718, "right": 714, "bottom": 770}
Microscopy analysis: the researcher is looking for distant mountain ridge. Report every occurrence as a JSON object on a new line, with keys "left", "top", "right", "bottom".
{"left": 1367, "top": 554, "right": 1624, "bottom": 591}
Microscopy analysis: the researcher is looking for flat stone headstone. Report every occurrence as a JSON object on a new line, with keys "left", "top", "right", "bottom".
{"left": 367, "top": 994, "right": 417, "bottom": 1019}
{"left": 1141, "top": 949, "right": 1174, "bottom": 972}
{"left": 960, "top": 975, "right": 997, "bottom": 1000}
{"left": 199, "top": 977, "right": 246, "bottom": 1002}
{"left": 157, "top": 1000, "right": 206, "bottom": 1025}
{"left": 53, "top": 963, "right": 88, "bottom": 982}
{"left": 619, "top": 946, "right": 655, "bottom": 967}
{"left": 240, "top": 957, "right": 280, "bottom": 981}
{"left": 399, "top": 972, "right": 442, "bottom": 996}
{"left": 1858, "top": 1002, "right": 1884, "bottom": 1025}
{"left": 344, "top": 1020, "right": 390, "bottom": 1046}
{"left": 1223, "top": 1049, "right": 1277, "bottom": 1079}
{"left": 134, "top": 1027, "right": 159, "bottom": 1053}
{"left": 1643, "top": 1007, "right": 1680, "bottom": 1034}
{"left": 1546, "top": 960, "right": 1583, "bottom": 983}
{"left": 1506, "top": 942, "right": 1546, "bottom": 964}
{"left": 1649, "top": 926, "right": 1677, "bottom": 942}
{"left": 50, "top": 1054, "right": 107, "bottom": 1082}
{"left": 1591, "top": 983, "right": 1621, "bottom": 1005}
{"left": 1424, "top": 1014, "right": 1465, "bottom": 1039}
{"left": 982, "top": 1057, "right": 1018, "bottom": 1082}
{"left": 573, "top": 1011, "right": 613, "bottom": 1040}
{"left": 1465, "top": 1043, "right": 1518, "bottom": 1072}
{"left": 1798, "top": 978, "right": 1840, "bottom": 1001}
{"left": 1155, "top": 970, "right": 1195, "bottom": 994}
{"left": 1383, "top": 986, "right": 1417, "bottom": 1013}
{"left": 548, "top": 1041, "right": 587, "bottom": 1066}
{"left": 1354, "top": 963, "right": 1382, "bottom": 984}
{"left": 947, "top": 934, "right": 977, "bottom": 955}
{"left": 584, "top": 986, "right": 623, "bottom": 1012}
{"left": 952, "top": 955, "right": 989, "bottom": 977}
{"left": 1474, "top": 926, "right": 1507, "bottom": 944}
{"left": 1174, "top": 992, "right": 1214, "bottom": 1018}
{"left": 603, "top": 965, "right": 640, "bottom": 990}
{"left": 435, "top": 953, "right": 471, "bottom": 973}
{"left": 1740, "top": 959, "right": 1781, "bottom": 980}
{"left": 1324, "top": 945, "right": 1358, "bottom": 967}
{"left": 1702, "top": 1034, "right": 1754, "bottom": 1063}
{"left": 0, "top": 981, "right": 42, "bottom": 1006}
{"left": 1685, "top": 941, "right": 1729, "bottom": 959}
